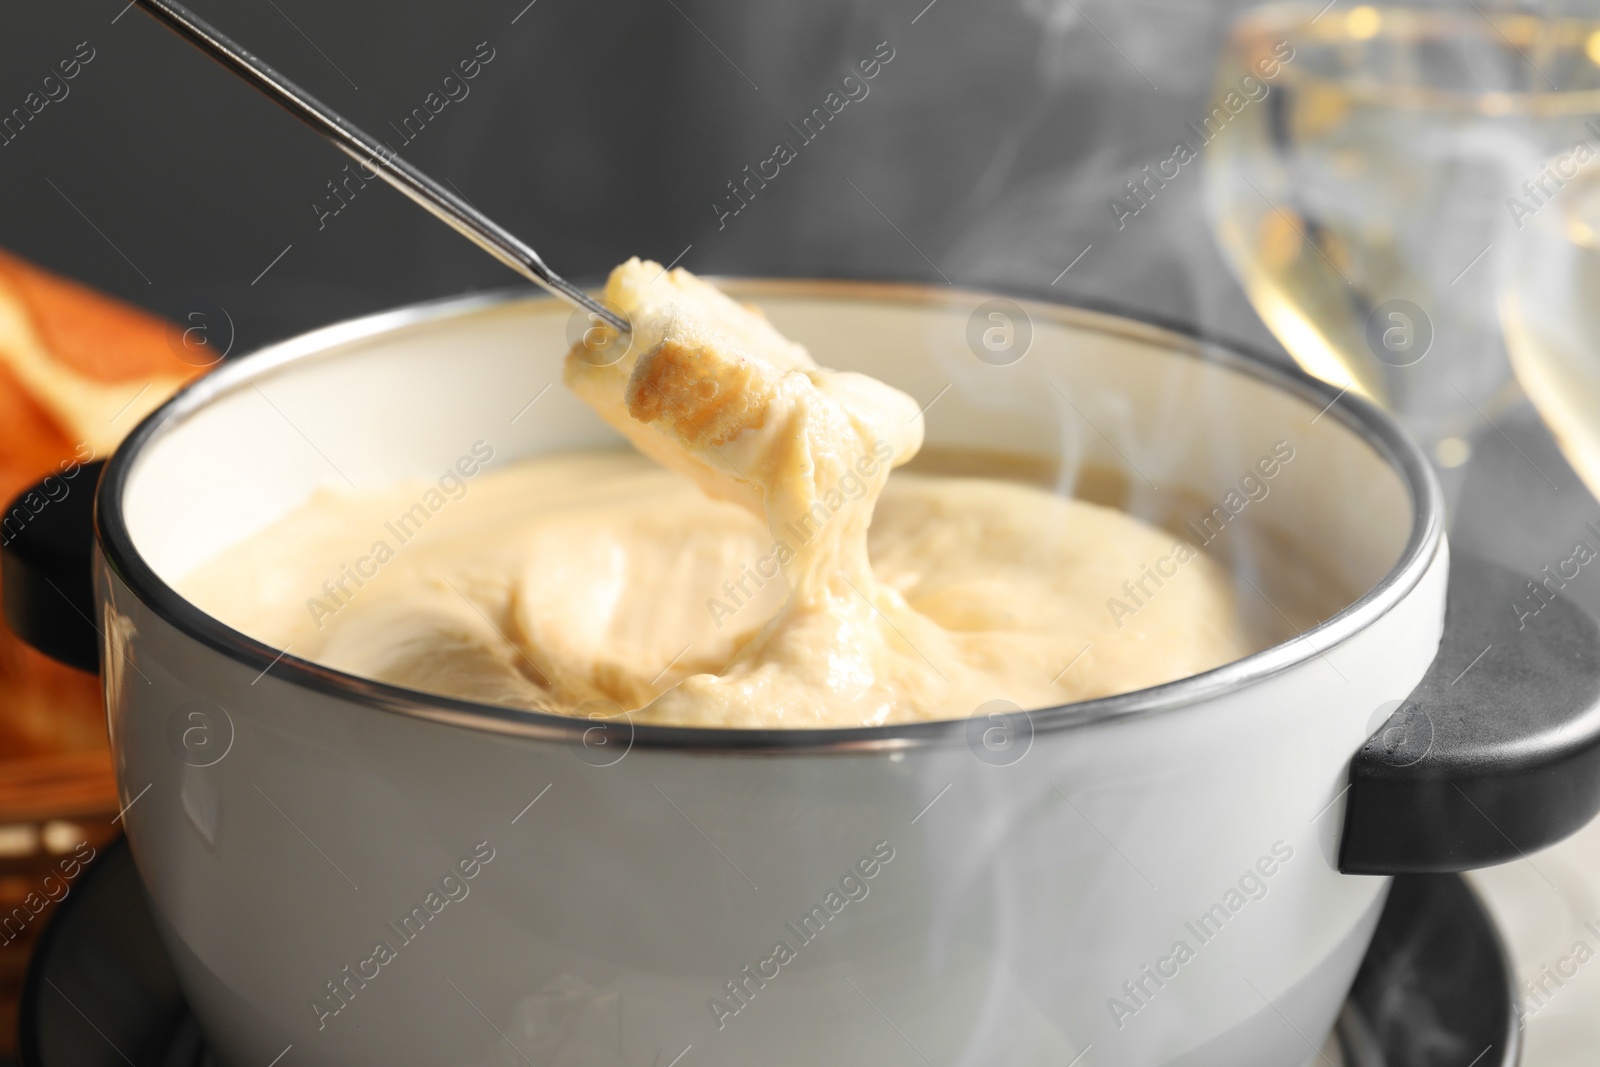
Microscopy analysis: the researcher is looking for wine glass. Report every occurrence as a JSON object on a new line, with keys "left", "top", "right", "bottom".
{"left": 1205, "top": 3, "right": 1600, "bottom": 491}
{"left": 1504, "top": 163, "right": 1600, "bottom": 499}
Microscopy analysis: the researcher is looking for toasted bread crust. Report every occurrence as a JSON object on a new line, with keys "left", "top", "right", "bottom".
{"left": 626, "top": 334, "right": 777, "bottom": 447}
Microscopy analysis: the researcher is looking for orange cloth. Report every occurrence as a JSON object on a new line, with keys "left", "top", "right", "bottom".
{"left": 0, "top": 250, "right": 206, "bottom": 757}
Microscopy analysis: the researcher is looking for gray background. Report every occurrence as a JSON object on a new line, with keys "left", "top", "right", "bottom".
{"left": 0, "top": 0, "right": 1274, "bottom": 350}
{"left": 1, "top": 0, "right": 1595, "bottom": 604}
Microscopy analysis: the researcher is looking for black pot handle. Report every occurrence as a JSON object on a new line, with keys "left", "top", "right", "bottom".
{"left": 1, "top": 460, "right": 103, "bottom": 674}
{"left": 1340, "top": 547, "right": 1600, "bottom": 874}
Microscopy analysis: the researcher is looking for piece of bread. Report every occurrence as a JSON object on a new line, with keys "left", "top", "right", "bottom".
{"left": 0, "top": 249, "right": 205, "bottom": 759}
{"left": 0, "top": 249, "right": 198, "bottom": 456}
{"left": 563, "top": 258, "right": 817, "bottom": 514}
{"left": 626, "top": 319, "right": 785, "bottom": 449}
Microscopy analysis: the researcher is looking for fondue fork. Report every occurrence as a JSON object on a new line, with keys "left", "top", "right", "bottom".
{"left": 130, "top": 0, "right": 629, "bottom": 334}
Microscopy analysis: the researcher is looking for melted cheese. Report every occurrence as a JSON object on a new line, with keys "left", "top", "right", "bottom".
{"left": 178, "top": 263, "right": 1260, "bottom": 727}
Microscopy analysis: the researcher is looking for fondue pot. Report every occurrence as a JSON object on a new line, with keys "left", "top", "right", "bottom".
{"left": 8, "top": 282, "right": 1600, "bottom": 1067}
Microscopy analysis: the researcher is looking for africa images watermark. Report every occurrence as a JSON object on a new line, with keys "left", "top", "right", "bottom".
{"left": 1506, "top": 117, "right": 1600, "bottom": 230}
{"left": 0, "top": 442, "right": 96, "bottom": 548}
{"left": 1518, "top": 918, "right": 1600, "bottom": 1026}
{"left": 310, "top": 840, "right": 497, "bottom": 1030}
{"left": 304, "top": 441, "right": 495, "bottom": 629}
{"left": 311, "top": 40, "right": 498, "bottom": 231}
{"left": 707, "top": 840, "right": 896, "bottom": 1031}
{"left": 1, "top": 40, "right": 96, "bottom": 148}
{"left": 1511, "top": 519, "right": 1600, "bottom": 631}
{"left": 705, "top": 438, "right": 896, "bottom": 629}
{"left": 167, "top": 698, "right": 236, "bottom": 768}
{"left": 0, "top": 841, "right": 97, "bottom": 947}
{"left": 712, "top": 40, "right": 897, "bottom": 231}
{"left": 1106, "top": 839, "right": 1295, "bottom": 1031}
{"left": 1104, "top": 440, "right": 1296, "bottom": 629}
{"left": 1110, "top": 39, "right": 1295, "bottom": 230}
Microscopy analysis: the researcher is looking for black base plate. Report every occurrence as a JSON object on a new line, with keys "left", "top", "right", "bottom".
{"left": 17, "top": 838, "right": 1519, "bottom": 1066}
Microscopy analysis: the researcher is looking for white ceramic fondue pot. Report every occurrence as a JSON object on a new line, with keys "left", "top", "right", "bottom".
{"left": 18, "top": 282, "right": 1600, "bottom": 1066}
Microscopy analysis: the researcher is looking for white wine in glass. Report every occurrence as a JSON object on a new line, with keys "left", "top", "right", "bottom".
{"left": 1504, "top": 167, "right": 1600, "bottom": 498}
{"left": 1207, "top": 3, "right": 1600, "bottom": 461}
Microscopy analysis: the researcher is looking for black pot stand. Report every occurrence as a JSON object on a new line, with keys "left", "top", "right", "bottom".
{"left": 16, "top": 837, "right": 1518, "bottom": 1067}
